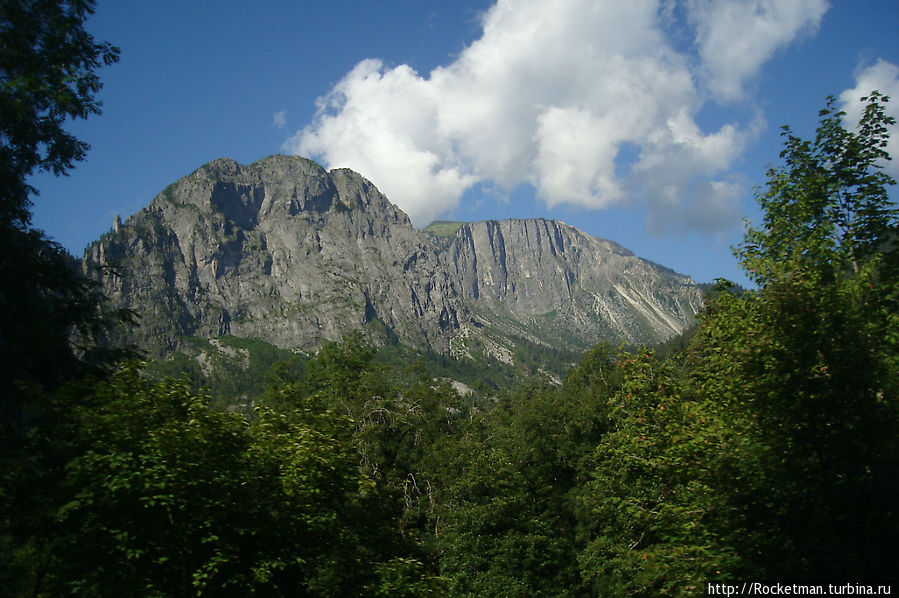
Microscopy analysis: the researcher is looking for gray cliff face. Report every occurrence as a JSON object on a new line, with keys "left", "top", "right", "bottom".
{"left": 84, "top": 155, "right": 704, "bottom": 358}
{"left": 441, "top": 218, "right": 704, "bottom": 348}
{"left": 84, "top": 155, "right": 467, "bottom": 353}
{"left": 447, "top": 219, "right": 581, "bottom": 313}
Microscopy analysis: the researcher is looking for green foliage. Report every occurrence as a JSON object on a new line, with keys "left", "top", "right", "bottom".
{"left": 2, "top": 363, "right": 441, "bottom": 596}
{"left": 374, "top": 333, "right": 577, "bottom": 396}
{"left": 1, "top": 0, "right": 125, "bottom": 441}
{"left": 266, "top": 333, "right": 473, "bottom": 547}
{"left": 570, "top": 91, "right": 898, "bottom": 592}
{"left": 0, "top": 0, "right": 120, "bottom": 226}
{"left": 688, "top": 269, "right": 899, "bottom": 578}
{"left": 301, "top": 332, "right": 378, "bottom": 399}
{"left": 0, "top": 221, "right": 134, "bottom": 441}
{"left": 142, "top": 335, "right": 306, "bottom": 411}
{"left": 577, "top": 351, "right": 740, "bottom": 595}
{"left": 370, "top": 558, "right": 449, "bottom": 597}
{"left": 739, "top": 92, "right": 897, "bottom": 284}
{"left": 688, "top": 92, "right": 899, "bottom": 579}
{"left": 436, "top": 390, "right": 585, "bottom": 597}
{"left": 434, "top": 346, "right": 625, "bottom": 597}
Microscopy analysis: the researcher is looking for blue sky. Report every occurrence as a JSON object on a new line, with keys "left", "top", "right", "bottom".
{"left": 30, "top": 0, "right": 899, "bottom": 285}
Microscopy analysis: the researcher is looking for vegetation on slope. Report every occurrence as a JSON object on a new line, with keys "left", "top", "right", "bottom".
{"left": 422, "top": 220, "right": 467, "bottom": 240}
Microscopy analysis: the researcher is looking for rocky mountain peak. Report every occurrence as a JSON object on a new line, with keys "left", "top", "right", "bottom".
{"left": 84, "top": 156, "right": 468, "bottom": 353}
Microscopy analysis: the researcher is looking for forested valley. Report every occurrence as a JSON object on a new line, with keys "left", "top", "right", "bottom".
{"left": 2, "top": 2, "right": 898, "bottom": 596}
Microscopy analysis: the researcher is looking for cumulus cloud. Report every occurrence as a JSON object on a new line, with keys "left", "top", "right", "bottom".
{"left": 286, "top": 0, "right": 825, "bottom": 231}
{"left": 838, "top": 59, "right": 899, "bottom": 178}
{"left": 273, "top": 110, "right": 287, "bottom": 129}
{"left": 686, "top": 0, "right": 829, "bottom": 103}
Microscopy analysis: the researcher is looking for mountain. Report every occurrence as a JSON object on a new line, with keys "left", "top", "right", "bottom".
{"left": 84, "top": 155, "right": 466, "bottom": 354}
{"left": 436, "top": 218, "right": 703, "bottom": 352}
{"left": 83, "top": 155, "right": 704, "bottom": 364}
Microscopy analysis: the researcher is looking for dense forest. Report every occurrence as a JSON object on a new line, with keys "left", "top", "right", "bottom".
{"left": 2, "top": 2, "right": 898, "bottom": 595}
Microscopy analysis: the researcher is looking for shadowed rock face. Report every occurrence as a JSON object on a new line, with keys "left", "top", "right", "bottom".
{"left": 84, "top": 155, "right": 703, "bottom": 356}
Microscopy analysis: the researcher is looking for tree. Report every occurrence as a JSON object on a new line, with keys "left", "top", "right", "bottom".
{"left": 739, "top": 92, "right": 897, "bottom": 283}
{"left": 0, "top": 0, "right": 122, "bottom": 438}
{"left": 688, "top": 93, "right": 899, "bottom": 579}
{"left": 436, "top": 386, "right": 586, "bottom": 597}
{"left": 435, "top": 354, "right": 625, "bottom": 598}
{"left": 1, "top": 0, "right": 119, "bottom": 226}
{"left": 1, "top": 365, "right": 445, "bottom": 596}
{"left": 575, "top": 93, "right": 898, "bottom": 589}
{"left": 577, "top": 351, "right": 740, "bottom": 595}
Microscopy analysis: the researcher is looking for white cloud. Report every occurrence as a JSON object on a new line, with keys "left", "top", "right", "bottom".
{"left": 273, "top": 110, "right": 287, "bottom": 129}
{"left": 686, "top": 0, "right": 829, "bottom": 103}
{"left": 292, "top": 60, "right": 478, "bottom": 226}
{"left": 839, "top": 59, "right": 899, "bottom": 178}
{"left": 285, "top": 0, "right": 822, "bottom": 231}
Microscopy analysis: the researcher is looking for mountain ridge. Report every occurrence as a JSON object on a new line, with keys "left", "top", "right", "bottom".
{"left": 83, "top": 155, "right": 704, "bottom": 362}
